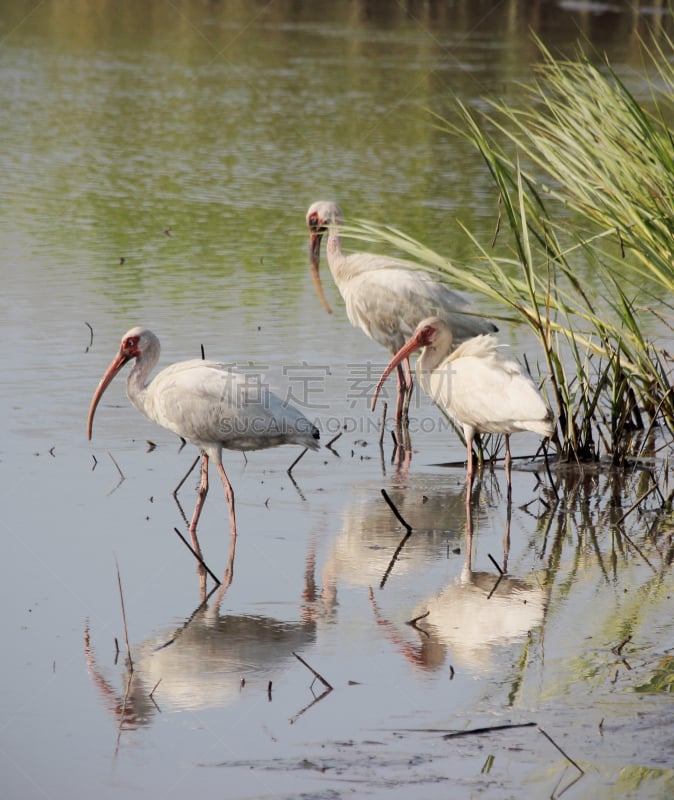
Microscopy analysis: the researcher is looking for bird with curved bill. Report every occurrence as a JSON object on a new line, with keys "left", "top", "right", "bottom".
{"left": 87, "top": 327, "right": 320, "bottom": 560}
{"left": 307, "top": 200, "right": 497, "bottom": 426}
{"left": 371, "top": 317, "right": 554, "bottom": 490}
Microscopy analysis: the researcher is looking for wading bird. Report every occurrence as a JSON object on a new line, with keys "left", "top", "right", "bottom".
{"left": 307, "top": 200, "right": 497, "bottom": 424}
{"left": 371, "top": 317, "right": 554, "bottom": 490}
{"left": 87, "top": 327, "right": 320, "bottom": 552}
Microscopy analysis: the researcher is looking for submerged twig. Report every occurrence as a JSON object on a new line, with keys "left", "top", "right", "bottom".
{"left": 537, "top": 726, "right": 585, "bottom": 775}
{"left": 379, "top": 402, "right": 387, "bottom": 446}
{"left": 406, "top": 610, "right": 430, "bottom": 633}
{"left": 172, "top": 527, "right": 221, "bottom": 586}
{"left": 615, "top": 523, "right": 656, "bottom": 571}
{"left": 542, "top": 442, "right": 559, "bottom": 502}
{"left": 423, "top": 721, "right": 537, "bottom": 738}
{"left": 552, "top": 769, "right": 585, "bottom": 799}
{"left": 290, "top": 649, "right": 333, "bottom": 724}
{"left": 287, "top": 469, "right": 307, "bottom": 502}
{"left": 108, "top": 452, "right": 125, "bottom": 481}
{"left": 84, "top": 321, "right": 94, "bottom": 352}
{"left": 379, "top": 529, "right": 413, "bottom": 589}
{"left": 380, "top": 488, "right": 412, "bottom": 533}
{"left": 487, "top": 553, "right": 504, "bottom": 576}
{"left": 326, "top": 431, "right": 342, "bottom": 451}
{"left": 173, "top": 456, "right": 200, "bottom": 498}
{"left": 289, "top": 685, "right": 332, "bottom": 725}
{"left": 611, "top": 635, "right": 632, "bottom": 656}
{"left": 288, "top": 447, "right": 308, "bottom": 475}
{"left": 615, "top": 485, "right": 658, "bottom": 525}
{"left": 487, "top": 574, "right": 504, "bottom": 600}
{"left": 292, "top": 651, "right": 333, "bottom": 691}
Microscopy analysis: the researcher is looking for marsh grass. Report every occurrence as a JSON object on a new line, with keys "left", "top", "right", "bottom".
{"left": 344, "top": 36, "right": 674, "bottom": 466}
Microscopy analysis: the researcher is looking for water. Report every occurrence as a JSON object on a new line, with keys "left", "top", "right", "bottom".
{"left": 1, "top": 2, "right": 673, "bottom": 798}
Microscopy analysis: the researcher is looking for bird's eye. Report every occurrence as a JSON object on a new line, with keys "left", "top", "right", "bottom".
{"left": 309, "top": 214, "right": 318, "bottom": 225}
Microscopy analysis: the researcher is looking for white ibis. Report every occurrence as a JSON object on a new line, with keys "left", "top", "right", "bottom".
{"left": 371, "top": 317, "right": 554, "bottom": 489}
{"left": 87, "top": 327, "right": 320, "bottom": 551}
{"left": 307, "top": 200, "right": 497, "bottom": 424}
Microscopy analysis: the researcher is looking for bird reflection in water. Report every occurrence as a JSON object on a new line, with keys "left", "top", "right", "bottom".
{"left": 318, "top": 475, "right": 469, "bottom": 616}
{"left": 370, "top": 481, "right": 549, "bottom": 674}
{"left": 84, "top": 557, "right": 318, "bottom": 732}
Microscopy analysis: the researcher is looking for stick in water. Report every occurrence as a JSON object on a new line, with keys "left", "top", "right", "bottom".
{"left": 326, "top": 431, "right": 342, "bottom": 450}
{"left": 115, "top": 557, "right": 133, "bottom": 673}
{"left": 172, "top": 527, "right": 221, "bottom": 586}
{"left": 537, "top": 726, "right": 585, "bottom": 775}
{"left": 288, "top": 447, "right": 308, "bottom": 476}
{"left": 292, "top": 651, "right": 333, "bottom": 690}
{"left": 380, "top": 488, "right": 412, "bottom": 532}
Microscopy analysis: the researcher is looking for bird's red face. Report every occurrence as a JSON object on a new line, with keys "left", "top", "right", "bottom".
{"left": 415, "top": 323, "right": 437, "bottom": 348}
{"left": 306, "top": 209, "right": 327, "bottom": 236}
{"left": 370, "top": 323, "right": 437, "bottom": 412}
{"left": 120, "top": 334, "right": 141, "bottom": 359}
{"left": 307, "top": 210, "right": 333, "bottom": 315}
{"left": 307, "top": 210, "right": 326, "bottom": 272}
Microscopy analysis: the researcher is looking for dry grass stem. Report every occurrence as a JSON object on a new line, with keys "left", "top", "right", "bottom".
{"left": 114, "top": 557, "right": 133, "bottom": 673}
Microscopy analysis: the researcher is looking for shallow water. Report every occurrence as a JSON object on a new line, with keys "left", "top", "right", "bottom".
{"left": 2, "top": 2, "right": 673, "bottom": 799}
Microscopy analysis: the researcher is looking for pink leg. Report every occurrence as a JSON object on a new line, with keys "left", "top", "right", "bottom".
{"left": 401, "top": 356, "right": 414, "bottom": 423}
{"left": 394, "top": 359, "right": 414, "bottom": 435}
{"left": 215, "top": 460, "right": 237, "bottom": 538}
{"left": 466, "top": 435, "right": 475, "bottom": 492}
{"left": 188, "top": 454, "right": 208, "bottom": 560}
{"left": 395, "top": 363, "right": 406, "bottom": 427}
{"left": 464, "top": 486, "right": 474, "bottom": 558}
{"left": 212, "top": 529, "right": 237, "bottom": 608}
{"left": 188, "top": 454, "right": 209, "bottom": 596}
{"left": 504, "top": 434, "right": 512, "bottom": 501}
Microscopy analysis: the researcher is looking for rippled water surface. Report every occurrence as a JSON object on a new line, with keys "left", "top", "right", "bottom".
{"left": 2, "top": 2, "right": 673, "bottom": 799}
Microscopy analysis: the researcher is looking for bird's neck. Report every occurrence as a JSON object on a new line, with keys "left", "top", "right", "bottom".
{"left": 417, "top": 344, "right": 444, "bottom": 374}
{"left": 325, "top": 225, "right": 347, "bottom": 277}
{"left": 126, "top": 359, "right": 151, "bottom": 419}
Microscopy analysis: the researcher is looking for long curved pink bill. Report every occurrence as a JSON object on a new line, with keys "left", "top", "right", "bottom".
{"left": 87, "top": 353, "right": 128, "bottom": 440}
{"left": 309, "top": 232, "right": 333, "bottom": 315}
{"left": 371, "top": 336, "right": 422, "bottom": 412}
